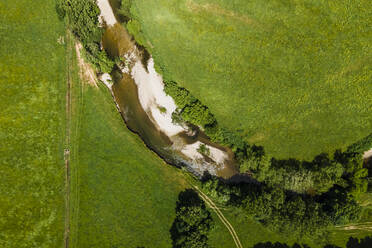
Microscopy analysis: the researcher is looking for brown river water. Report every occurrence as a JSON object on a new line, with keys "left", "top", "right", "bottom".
{"left": 102, "top": 23, "right": 238, "bottom": 178}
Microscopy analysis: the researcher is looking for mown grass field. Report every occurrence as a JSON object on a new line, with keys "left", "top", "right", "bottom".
{"left": 129, "top": 0, "right": 372, "bottom": 160}
{"left": 0, "top": 0, "right": 66, "bottom": 247}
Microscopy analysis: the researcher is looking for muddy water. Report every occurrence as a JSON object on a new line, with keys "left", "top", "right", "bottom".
{"left": 103, "top": 24, "right": 238, "bottom": 178}
{"left": 112, "top": 72, "right": 178, "bottom": 163}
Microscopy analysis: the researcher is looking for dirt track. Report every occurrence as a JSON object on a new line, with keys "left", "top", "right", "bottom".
{"left": 64, "top": 30, "right": 73, "bottom": 248}
{"left": 193, "top": 185, "right": 243, "bottom": 248}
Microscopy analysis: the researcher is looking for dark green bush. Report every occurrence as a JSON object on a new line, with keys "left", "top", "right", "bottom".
{"left": 170, "top": 189, "right": 213, "bottom": 248}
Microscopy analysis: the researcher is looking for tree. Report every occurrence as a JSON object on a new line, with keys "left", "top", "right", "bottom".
{"left": 170, "top": 189, "right": 213, "bottom": 248}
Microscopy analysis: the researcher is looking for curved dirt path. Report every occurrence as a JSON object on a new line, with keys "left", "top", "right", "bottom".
{"left": 192, "top": 185, "right": 243, "bottom": 248}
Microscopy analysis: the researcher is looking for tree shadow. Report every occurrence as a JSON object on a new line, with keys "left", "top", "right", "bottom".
{"left": 251, "top": 236, "right": 372, "bottom": 248}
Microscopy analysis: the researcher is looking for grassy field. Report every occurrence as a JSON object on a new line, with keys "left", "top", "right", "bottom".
{"left": 67, "top": 52, "right": 188, "bottom": 247}
{"left": 0, "top": 0, "right": 66, "bottom": 247}
{"left": 128, "top": 0, "right": 372, "bottom": 160}
{"left": 66, "top": 35, "right": 310, "bottom": 247}
{"left": 1, "top": 0, "right": 370, "bottom": 247}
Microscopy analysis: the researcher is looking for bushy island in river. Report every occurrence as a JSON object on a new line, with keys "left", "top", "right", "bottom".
{"left": 56, "top": 0, "right": 372, "bottom": 245}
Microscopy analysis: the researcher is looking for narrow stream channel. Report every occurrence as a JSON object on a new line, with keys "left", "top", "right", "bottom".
{"left": 98, "top": 4, "right": 238, "bottom": 179}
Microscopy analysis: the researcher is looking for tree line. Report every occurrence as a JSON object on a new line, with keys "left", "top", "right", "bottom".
{"left": 202, "top": 174, "right": 360, "bottom": 239}
{"left": 56, "top": 0, "right": 115, "bottom": 73}
{"left": 163, "top": 80, "right": 371, "bottom": 239}
{"left": 253, "top": 235, "right": 372, "bottom": 248}
{"left": 164, "top": 80, "right": 370, "bottom": 193}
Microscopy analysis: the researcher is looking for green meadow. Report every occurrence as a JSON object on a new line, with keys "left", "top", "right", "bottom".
{"left": 66, "top": 39, "right": 187, "bottom": 246}
{"left": 0, "top": 0, "right": 66, "bottom": 246}
{"left": 129, "top": 0, "right": 372, "bottom": 160}
{"left": 1, "top": 0, "right": 371, "bottom": 247}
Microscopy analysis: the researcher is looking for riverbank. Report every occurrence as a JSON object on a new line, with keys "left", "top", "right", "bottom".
{"left": 364, "top": 148, "right": 372, "bottom": 159}
{"left": 96, "top": 0, "right": 237, "bottom": 178}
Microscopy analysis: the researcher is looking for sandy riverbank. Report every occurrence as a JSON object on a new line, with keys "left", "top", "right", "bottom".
{"left": 97, "top": 0, "right": 117, "bottom": 26}
{"left": 95, "top": 0, "right": 233, "bottom": 177}
{"left": 363, "top": 148, "right": 372, "bottom": 159}
{"left": 131, "top": 58, "right": 185, "bottom": 137}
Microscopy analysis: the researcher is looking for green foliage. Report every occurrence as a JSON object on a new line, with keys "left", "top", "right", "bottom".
{"left": 346, "top": 236, "right": 372, "bottom": 248}
{"left": 334, "top": 150, "right": 369, "bottom": 197}
{"left": 182, "top": 101, "right": 216, "bottom": 127}
{"left": 262, "top": 154, "right": 344, "bottom": 193}
{"left": 202, "top": 177, "right": 362, "bottom": 239}
{"left": 0, "top": 0, "right": 66, "bottom": 246}
{"left": 164, "top": 81, "right": 367, "bottom": 194}
{"left": 252, "top": 235, "right": 372, "bottom": 248}
{"left": 164, "top": 81, "right": 197, "bottom": 109}
{"left": 164, "top": 81, "right": 216, "bottom": 128}
{"left": 57, "top": 0, "right": 114, "bottom": 73}
{"left": 119, "top": 0, "right": 132, "bottom": 20}
{"left": 197, "top": 144, "right": 210, "bottom": 156}
{"left": 170, "top": 189, "right": 213, "bottom": 248}
{"left": 81, "top": 43, "right": 115, "bottom": 73}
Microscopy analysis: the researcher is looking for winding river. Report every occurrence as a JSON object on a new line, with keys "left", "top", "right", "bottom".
{"left": 97, "top": 1, "right": 238, "bottom": 178}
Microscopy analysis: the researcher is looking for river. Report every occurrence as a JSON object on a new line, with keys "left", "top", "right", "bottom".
{"left": 97, "top": 2, "right": 238, "bottom": 178}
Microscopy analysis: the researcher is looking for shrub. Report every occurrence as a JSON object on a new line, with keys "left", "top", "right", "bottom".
{"left": 170, "top": 189, "right": 213, "bottom": 248}
{"left": 197, "top": 144, "right": 210, "bottom": 156}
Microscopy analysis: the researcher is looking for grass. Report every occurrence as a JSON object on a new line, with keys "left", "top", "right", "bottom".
{"left": 0, "top": 0, "right": 66, "bottom": 247}
{"left": 67, "top": 56, "right": 189, "bottom": 246}
{"left": 129, "top": 0, "right": 372, "bottom": 160}
{"left": 1, "top": 0, "right": 370, "bottom": 247}
{"left": 67, "top": 45, "right": 324, "bottom": 247}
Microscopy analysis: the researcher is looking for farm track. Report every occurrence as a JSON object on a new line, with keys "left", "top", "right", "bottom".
{"left": 192, "top": 185, "right": 243, "bottom": 248}
{"left": 64, "top": 30, "right": 72, "bottom": 248}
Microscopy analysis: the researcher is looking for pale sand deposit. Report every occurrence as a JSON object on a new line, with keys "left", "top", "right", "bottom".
{"left": 363, "top": 148, "right": 372, "bottom": 159}
{"left": 131, "top": 58, "right": 184, "bottom": 137}
{"left": 99, "top": 73, "right": 113, "bottom": 90}
{"left": 97, "top": 0, "right": 117, "bottom": 26}
{"left": 181, "top": 141, "right": 228, "bottom": 165}
{"left": 75, "top": 43, "right": 98, "bottom": 87}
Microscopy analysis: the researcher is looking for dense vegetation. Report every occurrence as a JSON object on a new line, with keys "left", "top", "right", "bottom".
{"left": 253, "top": 235, "right": 372, "bottom": 248}
{"left": 170, "top": 189, "right": 214, "bottom": 248}
{"left": 114, "top": 0, "right": 372, "bottom": 244}
{"left": 56, "top": 0, "right": 114, "bottom": 73}
{"left": 0, "top": 0, "right": 66, "bottom": 246}
{"left": 202, "top": 175, "right": 361, "bottom": 239}
{"left": 164, "top": 79, "right": 369, "bottom": 195}
{"left": 124, "top": 0, "right": 372, "bottom": 160}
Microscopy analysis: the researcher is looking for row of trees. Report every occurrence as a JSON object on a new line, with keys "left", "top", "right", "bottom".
{"left": 56, "top": 0, "right": 114, "bottom": 73}
{"left": 253, "top": 235, "right": 372, "bottom": 248}
{"left": 163, "top": 80, "right": 370, "bottom": 195}
{"left": 163, "top": 80, "right": 370, "bottom": 239}
{"left": 202, "top": 175, "right": 361, "bottom": 239}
